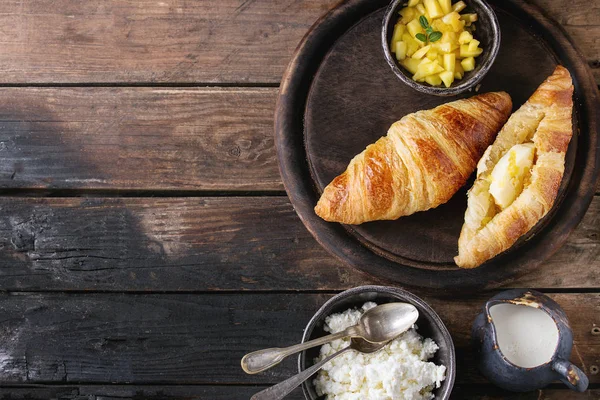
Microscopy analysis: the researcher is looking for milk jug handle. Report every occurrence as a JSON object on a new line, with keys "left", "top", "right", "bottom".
{"left": 552, "top": 358, "right": 589, "bottom": 392}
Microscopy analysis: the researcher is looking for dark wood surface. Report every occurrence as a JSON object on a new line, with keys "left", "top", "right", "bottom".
{"left": 0, "top": 1, "right": 597, "bottom": 399}
{"left": 276, "top": 0, "right": 599, "bottom": 290}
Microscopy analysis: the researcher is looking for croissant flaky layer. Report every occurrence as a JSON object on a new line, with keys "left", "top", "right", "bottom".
{"left": 314, "top": 92, "right": 512, "bottom": 225}
{"left": 455, "top": 66, "right": 574, "bottom": 268}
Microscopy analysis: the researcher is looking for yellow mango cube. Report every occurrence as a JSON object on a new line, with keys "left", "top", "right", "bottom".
{"left": 438, "top": 0, "right": 452, "bottom": 15}
{"left": 391, "top": 24, "right": 406, "bottom": 47}
{"left": 454, "top": 64, "right": 464, "bottom": 79}
{"left": 424, "top": 0, "right": 444, "bottom": 19}
{"left": 407, "top": 19, "right": 425, "bottom": 38}
{"left": 439, "top": 71, "right": 454, "bottom": 87}
{"left": 437, "top": 54, "right": 444, "bottom": 65}
{"left": 416, "top": 4, "right": 427, "bottom": 16}
{"left": 452, "top": 1, "right": 467, "bottom": 12}
{"left": 408, "top": 0, "right": 421, "bottom": 6}
{"left": 459, "top": 31, "right": 473, "bottom": 44}
{"left": 468, "top": 39, "right": 480, "bottom": 52}
{"left": 399, "top": 7, "right": 416, "bottom": 23}
{"left": 461, "top": 56, "right": 475, "bottom": 71}
{"left": 441, "top": 12, "right": 462, "bottom": 31}
{"left": 413, "top": 60, "right": 444, "bottom": 80}
{"left": 395, "top": 41, "right": 408, "bottom": 60}
{"left": 425, "top": 74, "right": 443, "bottom": 86}
{"left": 461, "top": 13, "right": 478, "bottom": 26}
{"left": 401, "top": 57, "right": 421, "bottom": 74}
{"left": 412, "top": 44, "right": 431, "bottom": 59}
{"left": 443, "top": 53, "right": 455, "bottom": 72}
{"left": 460, "top": 44, "right": 483, "bottom": 57}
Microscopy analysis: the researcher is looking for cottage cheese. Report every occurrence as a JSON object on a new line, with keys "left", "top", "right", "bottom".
{"left": 313, "top": 302, "right": 446, "bottom": 400}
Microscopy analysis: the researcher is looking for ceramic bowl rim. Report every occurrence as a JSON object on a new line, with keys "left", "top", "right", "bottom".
{"left": 298, "top": 285, "right": 456, "bottom": 400}
{"left": 381, "top": 0, "right": 501, "bottom": 96}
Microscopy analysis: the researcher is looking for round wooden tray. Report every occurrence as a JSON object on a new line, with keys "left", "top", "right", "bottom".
{"left": 275, "top": 0, "right": 599, "bottom": 291}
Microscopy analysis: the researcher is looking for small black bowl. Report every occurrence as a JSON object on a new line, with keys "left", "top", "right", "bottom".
{"left": 298, "top": 285, "right": 456, "bottom": 399}
{"left": 382, "top": 0, "right": 500, "bottom": 96}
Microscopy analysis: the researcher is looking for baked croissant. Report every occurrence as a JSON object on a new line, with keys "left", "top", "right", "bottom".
{"left": 455, "top": 66, "right": 574, "bottom": 268}
{"left": 314, "top": 92, "right": 512, "bottom": 224}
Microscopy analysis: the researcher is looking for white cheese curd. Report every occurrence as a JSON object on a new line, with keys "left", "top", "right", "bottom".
{"left": 313, "top": 302, "right": 446, "bottom": 400}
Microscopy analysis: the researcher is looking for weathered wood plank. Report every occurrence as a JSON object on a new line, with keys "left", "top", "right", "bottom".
{"left": 0, "top": 196, "right": 598, "bottom": 291}
{"left": 0, "top": 293, "right": 594, "bottom": 385}
{"left": 0, "top": 384, "right": 595, "bottom": 399}
{"left": 0, "top": 0, "right": 595, "bottom": 84}
{"left": 0, "top": 0, "right": 337, "bottom": 84}
{"left": 0, "top": 87, "right": 597, "bottom": 193}
{"left": 0, "top": 88, "right": 281, "bottom": 191}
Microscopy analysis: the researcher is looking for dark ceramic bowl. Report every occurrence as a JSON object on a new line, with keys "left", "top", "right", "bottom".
{"left": 382, "top": 0, "right": 500, "bottom": 96}
{"left": 298, "top": 285, "right": 456, "bottom": 399}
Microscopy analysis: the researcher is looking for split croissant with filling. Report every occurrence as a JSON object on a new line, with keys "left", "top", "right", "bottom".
{"left": 455, "top": 66, "right": 574, "bottom": 268}
{"left": 314, "top": 92, "right": 512, "bottom": 224}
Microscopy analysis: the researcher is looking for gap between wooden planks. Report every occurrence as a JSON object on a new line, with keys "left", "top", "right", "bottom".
{"left": 0, "top": 292, "right": 594, "bottom": 385}
{"left": 0, "top": 0, "right": 595, "bottom": 84}
{"left": 0, "top": 196, "right": 597, "bottom": 291}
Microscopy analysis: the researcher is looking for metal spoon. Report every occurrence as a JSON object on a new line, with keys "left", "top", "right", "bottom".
{"left": 241, "top": 302, "right": 418, "bottom": 374}
{"left": 250, "top": 338, "right": 388, "bottom": 400}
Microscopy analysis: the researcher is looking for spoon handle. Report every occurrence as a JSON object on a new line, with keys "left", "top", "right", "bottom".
{"left": 250, "top": 346, "right": 351, "bottom": 400}
{"left": 241, "top": 327, "right": 357, "bottom": 374}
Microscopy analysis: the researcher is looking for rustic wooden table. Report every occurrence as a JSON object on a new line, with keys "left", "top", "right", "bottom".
{"left": 0, "top": 1, "right": 597, "bottom": 399}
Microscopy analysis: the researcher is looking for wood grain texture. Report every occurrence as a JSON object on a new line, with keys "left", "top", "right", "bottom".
{"left": 0, "top": 87, "right": 595, "bottom": 194}
{"left": 0, "top": 0, "right": 594, "bottom": 84}
{"left": 0, "top": 196, "right": 597, "bottom": 291}
{"left": 0, "top": 293, "right": 594, "bottom": 385}
{"left": 0, "top": 385, "right": 595, "bottom": 400}
{"left": 0, "top": 87, "right": 281, "bottom": 191}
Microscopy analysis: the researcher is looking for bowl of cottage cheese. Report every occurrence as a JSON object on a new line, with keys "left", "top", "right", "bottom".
{"left": 298, "top": 286, "right": 455, "bottom": 400}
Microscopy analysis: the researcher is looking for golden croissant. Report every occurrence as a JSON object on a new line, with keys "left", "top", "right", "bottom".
{"left": 455, "top": 66, "right": 574, "bottom": 268}
{"left": 314, "top": 92, "right": 513, "bottom": 224}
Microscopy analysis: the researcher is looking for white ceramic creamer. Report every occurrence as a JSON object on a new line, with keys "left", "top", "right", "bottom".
{"left": 489, "top": 303, "right": 559, "bottom": 368}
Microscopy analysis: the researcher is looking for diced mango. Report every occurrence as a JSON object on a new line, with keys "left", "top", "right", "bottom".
{"left": 391, "top": 24, "right": 406, "bottom": 47}
{"left": 425, "top": 74, "right": 443, "bottom": 86}
{"left": 460, "top": 44, "right": 483, "bottom": 57}
{"left": 438, "top": 0, "right": 452, "bottom": 15}
{"left": 437, "top": 42, "right": 452, "bottom": 53}
{"left": 413, "top": 60, "right": 444, "bottom": 80}
{"left": 458, "top": 31, "right": 473, "bottom": 44}
{"left": 399, "top": 7, "right": 416, "bottom": 23}
{"left": 395, "top": 41, "right": 407, "bottom": 60}
{"left": 412, "top": 44, "right": 431, "bottom": 59}
{"left": 461, "top": 56, "right": 475, "bottom": 71}
{"left": 401, "top": 57, "right": 421, "bottom": 74}
{"left": 407, "top": 39, "right": 420, "bottom": 56}
{"left": 468, "top": 39, "right": 480, "bottom": 52}
{"left": 443, "top": 53, "right": 455, "bottom": 72}
{"left": 407, "top": 18, "right": 425, "bottom": 38}
{"left": 452, "top": 1, "right": 466, "bottom": 12}
{"left": 441, "top": 12, "right": 463, "bottom": 31}
{"left": 424, "top": 0, "right": 444, "bottom": 19}
{"left": 439, "top": 70, "right": 454, "bottom": 87}
{"left": 461, "top": 13, "right": 478, "bottom": 24}
{"left": 431, "top": 19, "right": 451, "bottom": 33}
{"left": 395, "top": 0, "right": 482, "bottom": 87}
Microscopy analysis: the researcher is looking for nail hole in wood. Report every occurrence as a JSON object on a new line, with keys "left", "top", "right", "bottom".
{"left": 592, "top": 326, "right": 600, "bottom": 335}
{"left": 590, "top": 365, "right": 599, "bottom": 375}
